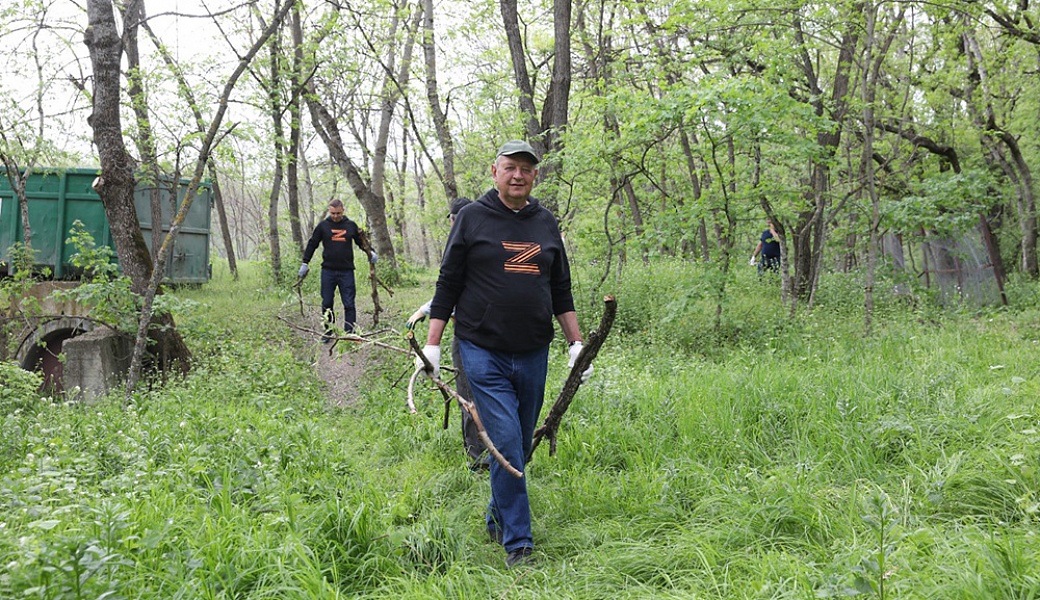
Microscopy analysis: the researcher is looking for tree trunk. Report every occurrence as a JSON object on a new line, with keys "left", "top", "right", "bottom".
{"left": 118, "top": 0, "right": 163, "bottom": 262}
{"left": 862, "top": 1, "right": 878, "bottom": 336}
{"left": 266, "top": 24, "right": 285, "bottom": 284}
{"left": 499, "top": 0, "right": 571, "bottom": 213}
{"left": 789, "top": 14, "right": 858, "bottom": 303}
{"left": 286, "top": 4, "right": 305, "bottom": 254}
{"left": 371, "top": 5, "right": 420, "bottom": 270}
{"left": 0, "top": 152, "right": 33, "bottom": 251}
{"left": 83, "top": 0, "right": 191, "bottom": 373}
{"left": 421, "top": 0, "right": 458, "bottom": 203}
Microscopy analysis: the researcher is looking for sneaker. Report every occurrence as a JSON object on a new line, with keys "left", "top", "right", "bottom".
{"left": 505, "top": 547, "right": 534, "bottom": 568}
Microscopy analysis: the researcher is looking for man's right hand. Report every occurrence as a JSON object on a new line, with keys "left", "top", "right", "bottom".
{"left": 748, "top": 256, "right": 756, "bottom": 267}
{"left": 415, "top": 344, "right": 441, "bottom": 379}
{"left": 298, "top": 263, "right": 310, "bottom": 278}
{"left": 406, "top": 309, "right": 427, "bottom": 330}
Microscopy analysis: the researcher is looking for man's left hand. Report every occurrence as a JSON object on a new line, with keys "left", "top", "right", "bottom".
{"left": 369, "top": 251, "right": 378, "bottom": 264}
{"left": 567, "top": 342, "right": 593, "bottom": 383}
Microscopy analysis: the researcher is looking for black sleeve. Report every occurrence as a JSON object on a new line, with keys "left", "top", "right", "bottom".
{"left": 302, "top": 223, "right": 324, "bottom": 263}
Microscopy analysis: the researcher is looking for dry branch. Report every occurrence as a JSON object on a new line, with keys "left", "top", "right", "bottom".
{"left": 276, "top": 315, "right": 410, "bottom": 355}
{"left": 406, "top": 331, "right": 523, "bottom": 478}
{"left": 357, "top": 229, "right": 394, "bottom": 323}
{"left": 292, "top": 274, "right": 305, "bottom": 316}
{"left": 530, "top": 295, "right": 617, "bottom": 458}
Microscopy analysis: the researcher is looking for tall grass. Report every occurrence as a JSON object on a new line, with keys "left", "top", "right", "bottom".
{"left": 1, "top": 259, "right": 1039, "bottom": 598}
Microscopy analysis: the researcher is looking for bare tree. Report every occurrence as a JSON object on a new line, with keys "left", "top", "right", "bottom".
{"left": 84, "top": 0, "right": 192, "bottom": 374}
{"left": 84, "top": 0, "right": 294, "bottom": 395}
{"left": 499, "top": 0, "right": 571, "bottom": 212}
{"left": 138, "top": 14, "right": 240, "bottom": 279}
{"left": 421, "top": 0, "right": 457, "bottom": 203}
{"left": 286, "top": 3, "right": 306, "bottom": 253}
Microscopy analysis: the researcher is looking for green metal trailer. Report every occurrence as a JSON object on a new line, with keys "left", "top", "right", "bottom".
{"left": 0, "top": 168, "right": 213, "bottom": 284}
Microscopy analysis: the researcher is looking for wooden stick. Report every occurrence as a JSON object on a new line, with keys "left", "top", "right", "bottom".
{"left": 406, "top": 331, "right": 523, "bottom": 478}
{"left": 406, "top": 366, "right": 421, "bottom": 414}
{"left": 292, "top": 275, "right": 305, "bottom": 316}
{"left": 530, "top": 295, "right": 617, "bottom": 458}
{"left": 357, "top": 229, "right": 385, "bottom": 324}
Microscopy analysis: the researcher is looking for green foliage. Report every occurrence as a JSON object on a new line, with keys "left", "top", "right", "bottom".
{"left": 49, "top": 221, "right": 140, "bottom": 332}
{"left": 0, "top": 360, "right": 42, "bottom": 413}
{"left": 1, "top": 242, "right": 48, "bottom": 357}
{"left": 885, "top": 169, "right": 998, "bottom": 235}
{"left": 2, "top": 261, "right": 1040, "bottom": 598}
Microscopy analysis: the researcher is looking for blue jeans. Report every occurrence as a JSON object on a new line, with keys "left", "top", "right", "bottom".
{"left": 320, "top": 268, "right": 357, "bottom": 333}
{"left": 457, "top": 338, "right": 549, "bottom": 552}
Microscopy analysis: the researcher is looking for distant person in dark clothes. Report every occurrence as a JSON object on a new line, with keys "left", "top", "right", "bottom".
{"left": 750, "top": 218, "right": 781, "bottom": 275}
{"left": 299, "top": 199, "right": 376, "bottom": 342}
{"left": 416, "top": 140, "right": 592, "bottom": 569}
{"left": 406, "top": 197, "right": 489, "bottom": 470}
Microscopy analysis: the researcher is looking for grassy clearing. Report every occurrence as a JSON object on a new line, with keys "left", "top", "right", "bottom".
{"left": 2, "top": 259, "right": 1039, "bottom": 598}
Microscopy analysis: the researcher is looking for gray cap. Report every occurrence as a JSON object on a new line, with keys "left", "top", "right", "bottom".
{"left": 496, "top": 140, "right": 540, "bottom": 164}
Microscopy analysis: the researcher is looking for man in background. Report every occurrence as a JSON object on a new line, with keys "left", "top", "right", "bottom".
{"left": 299, "top": 199, "right": 376, "bottom": 342}
{"left": 750, "top": 217, "right": 781, "bottom": 274}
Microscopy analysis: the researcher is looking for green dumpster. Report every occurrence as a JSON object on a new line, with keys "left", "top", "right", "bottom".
{"left": 0, "top": 168, "right": 213, "bottom": 284}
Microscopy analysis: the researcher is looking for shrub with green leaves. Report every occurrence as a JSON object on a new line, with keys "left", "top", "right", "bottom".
{"left": 49, "top": 221, "right": 140, "bottom": 332}
{"left": 0, "top": 361, "right": 42, "bottom": 413}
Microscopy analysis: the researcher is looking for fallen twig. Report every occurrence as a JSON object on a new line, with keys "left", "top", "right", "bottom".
{"left": 406, "top": 331, "right": 523, "bottom": 478}
{"left": 276, "top": 315, "right": 410, "bottom": 355}
{"left": 530, "top": 295, "right": 617, "bottom": 459}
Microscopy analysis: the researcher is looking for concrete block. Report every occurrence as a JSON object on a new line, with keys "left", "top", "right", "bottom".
{"left": 62, "top": 328, "right": 132, "bottom": 402}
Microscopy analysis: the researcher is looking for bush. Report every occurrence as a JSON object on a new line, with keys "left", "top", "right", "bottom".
{"left": 595, "top": 258, "right": 789, "bottom": 357}
{"left": 0, "top": 361, "right": 42, "bottom": 413}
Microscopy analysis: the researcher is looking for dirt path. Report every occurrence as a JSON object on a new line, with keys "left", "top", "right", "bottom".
{"left": 280, "top": 304, "right": 381, "bottom": 408}
{"left": 314, "top": 336, "right": 373, "bottom": 407}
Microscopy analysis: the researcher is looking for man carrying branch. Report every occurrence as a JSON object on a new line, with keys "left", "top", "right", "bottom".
{"left": 299, "top": 199, "right": 376, "bottom": 342}
{"left": 417, "top": 140, "right": 592, "bottom": 568}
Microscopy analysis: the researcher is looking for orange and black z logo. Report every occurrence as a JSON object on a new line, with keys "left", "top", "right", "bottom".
{"left": 502, "top": 241, "right": 541, "bottom": 275}
{"left": 331, "top": 229, "right": 348, "bottom": 242}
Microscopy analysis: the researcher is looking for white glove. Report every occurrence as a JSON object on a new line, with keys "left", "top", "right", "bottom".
{"left": 568, "top": 342, "right": 594, "bottom": 383}
{"left": 369, "top": 251, "right": 378, "bottom": 264}
{"left": 748, "top": 256, "right": 756, "bottom": 266}
{"left": 416, "top": 344, "right": 441, "bottom": 379}
{"left": 298, "top": 263, "right": 309, "bottom": 278}
{"left": 406, "top": 309, "right": 427, "bottom": 329}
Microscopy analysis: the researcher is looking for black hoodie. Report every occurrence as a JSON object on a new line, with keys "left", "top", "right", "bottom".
{"left": 302, "top": 217, "right": 365, "bottom": 271}
{"left": 430, "top": 188, "right": 575, "bottom": 352}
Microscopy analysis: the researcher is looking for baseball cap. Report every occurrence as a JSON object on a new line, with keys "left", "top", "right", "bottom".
{"left": 496, "top": 140, "right": 540, "bottom": 164}
{"left": 448, "top": 197, "right": 472, "bottom": 218}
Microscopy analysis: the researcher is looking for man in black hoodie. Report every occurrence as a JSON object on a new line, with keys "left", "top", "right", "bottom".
{"left": 299, "top": 199, "right": 376, "bottom": 342}
{"left": 417, "top": 140, "right": 592, "bottom": 568}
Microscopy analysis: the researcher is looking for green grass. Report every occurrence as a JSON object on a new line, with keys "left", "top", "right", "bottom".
{"left": 2, "top": 259, "right": 1040, "bottom": 598}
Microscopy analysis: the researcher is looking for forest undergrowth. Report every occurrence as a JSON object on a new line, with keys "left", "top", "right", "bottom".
{"left": 1, "top": 259, "right": 1039, "bottom": 599}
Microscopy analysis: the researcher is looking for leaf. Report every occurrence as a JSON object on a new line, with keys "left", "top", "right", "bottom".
{"left": 29, "top": 519, "right": 61, "bottom": 530}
